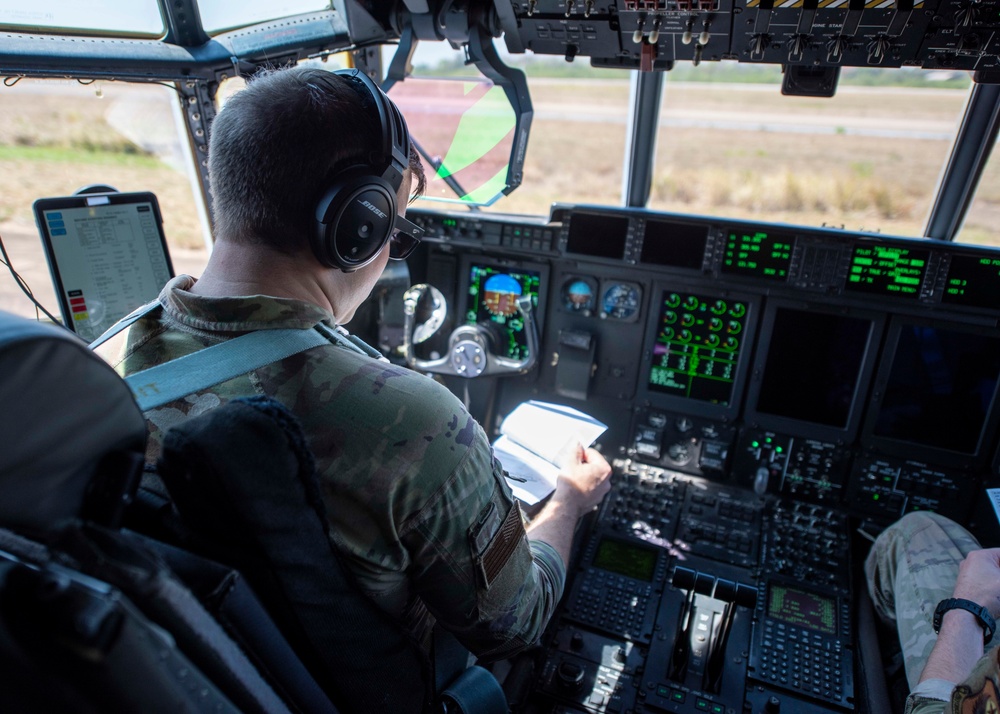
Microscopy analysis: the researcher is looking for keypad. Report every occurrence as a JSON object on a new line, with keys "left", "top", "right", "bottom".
{"left": 756, "top": 620, "right": 848, "bottom": 705}
{"left": 571, "top": 570, "right": 652, "bottom": 640}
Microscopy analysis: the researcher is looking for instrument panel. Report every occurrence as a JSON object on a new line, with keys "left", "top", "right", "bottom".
{"left": 408, "top": 202, "right": 1000, "bottom": 521}
{"left": 494, "top": 0, "right": 1000, "bottom": 79}
{"left": 403, "top": 203, "right": 1000, "bottom": 714}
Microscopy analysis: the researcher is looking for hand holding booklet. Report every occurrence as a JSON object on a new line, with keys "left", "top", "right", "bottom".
{"left": 492, "top": 400, "right": 608, "bottom": 505}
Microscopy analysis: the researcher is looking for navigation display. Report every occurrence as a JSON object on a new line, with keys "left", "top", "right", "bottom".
{"left": 720, "top": 229, "right": 793, "bottom": 281}
{"left": 846, "top": 244, "right": 928, "bottom": 298}
{"left": 942, "top": 254, "right": 1000, "bottom": 309}
{"left": 465, "top": 263, "right": 541, "bottom": 361}
{"left": 767, "top": 584, "right": 837, "bottom": 635}
{"left": 755, "top": 308, "right": 873, "bottom": 429}
{"left": 872, "top": 323, "right": 1000, "bottom": 455}
{"left": 647, "top": 291, "right": 750, "bottom": 406}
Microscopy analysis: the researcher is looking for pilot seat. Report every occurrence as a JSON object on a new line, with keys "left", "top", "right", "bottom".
{"left": 0, "top": 308, "right": 505, "bottom": 714}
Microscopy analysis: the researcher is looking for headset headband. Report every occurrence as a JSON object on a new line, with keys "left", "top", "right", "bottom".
{"left": 333, "top": 68, "right": 410, "bottom": 194}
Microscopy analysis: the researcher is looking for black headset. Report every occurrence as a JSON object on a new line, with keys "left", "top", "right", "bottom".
{"left": 310, "top": 68, "right": 411, "bottom": 272}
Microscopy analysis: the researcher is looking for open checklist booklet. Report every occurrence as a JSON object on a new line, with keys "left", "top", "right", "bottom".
{"left": 492, "top": 400, "right": 608, "bottom": 505}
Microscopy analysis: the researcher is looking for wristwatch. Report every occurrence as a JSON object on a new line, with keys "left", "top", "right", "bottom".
{"left": 933, "top": 598, "right": 996, "bottom": 644}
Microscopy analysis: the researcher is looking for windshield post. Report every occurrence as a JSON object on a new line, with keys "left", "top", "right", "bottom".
{"left": 924, "top": 82, "right": 1000, "bottom": 242}
{"left": 622, "top": 69, "right": 665, "bottom": 209}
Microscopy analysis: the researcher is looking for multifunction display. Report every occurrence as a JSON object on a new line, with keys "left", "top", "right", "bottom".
{"left": 846, "top": 244, "right": 928, "bottom": 297}
{"left": 465, "top": 264, "right": 541, "bottom": 361}
{"left": 721, "top": 229, "right": 793, "bottom": 280}
{"left": 755, "top": 308, "right": 873, "bottom": 430}
{"left": 872, "top": 323, "right": 1000, "bottom": 455}
{"left": 648, "top": 291, "right": 750, "bottom": 406}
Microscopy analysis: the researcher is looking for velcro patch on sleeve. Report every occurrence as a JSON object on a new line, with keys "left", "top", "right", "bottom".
{"left": 478, "top": 503, "right": 526, "bottom": 589}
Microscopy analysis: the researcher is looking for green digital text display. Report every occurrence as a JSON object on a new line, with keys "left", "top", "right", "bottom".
{"left": 721, "top": 230, "right": 793, "bottom": 281}
{"left": 941, "top": 254, "right": 1000, "bottom": 309}
{"left": 846, "top": 244, "right": 927, "bottom": 298}
{"left": 767, "top": 584, "right": 837, "bottom": 635}
{"left": 593, "top": 537, "right": 657, "bottom": 582}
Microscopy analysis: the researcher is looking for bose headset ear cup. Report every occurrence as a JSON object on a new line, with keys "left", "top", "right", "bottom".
{"left": 313, "top": 168, "right": 397, "bottom": 271}
{"left": 308, "top": 68, "right": 411, "bottom": 272}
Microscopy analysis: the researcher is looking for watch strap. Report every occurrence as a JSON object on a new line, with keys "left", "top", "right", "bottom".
{"left": 933, "top": 598, "right": 996, "bottom": 644}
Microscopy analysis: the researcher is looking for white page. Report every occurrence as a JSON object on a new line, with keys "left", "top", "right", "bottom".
{"left": 493, "top": 434, "right": 561, "bottom": 505}
{"left": 499, "top": 400, "right": 607, "bottom": 464}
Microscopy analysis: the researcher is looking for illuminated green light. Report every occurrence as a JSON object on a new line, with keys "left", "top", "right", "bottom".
{"left": 873, "top": 494, "right": 880, "bottom": 501}
{"left": 751, "top": 441, "right": 759, "bottom": 448}
{"left": 775, "top": 446, "right": 783, "bottom": 453}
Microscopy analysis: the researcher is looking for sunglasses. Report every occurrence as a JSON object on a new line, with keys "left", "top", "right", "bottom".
{"left": 388, "top": 214, "right": 424, "bottom": 261}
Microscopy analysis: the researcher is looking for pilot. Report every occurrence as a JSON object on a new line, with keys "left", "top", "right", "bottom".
{"left": 114, "top": 66, "right": 611, "bottom": 701}
{"left": 866, "top": 511, "right": 1000, "bottom": 712}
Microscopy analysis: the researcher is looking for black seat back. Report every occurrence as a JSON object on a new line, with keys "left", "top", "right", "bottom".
{"left": 0, "top": 311, "right": 333, "bottom": 714}
{"left": 0, "top": 311, "right": 146, "bottom": 533}
{"left": 156, "top": 395, "right": 433, "bottom": 714}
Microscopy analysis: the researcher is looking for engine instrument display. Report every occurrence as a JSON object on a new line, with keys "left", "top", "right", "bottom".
{"left": 648, "top": 291, "right": 750, "bottom": 406}
{"left": 601, "top": 282, "right": 642, "bottom": 321}
{"left": 466, "top": 263, "right": 541, "bottom": 361}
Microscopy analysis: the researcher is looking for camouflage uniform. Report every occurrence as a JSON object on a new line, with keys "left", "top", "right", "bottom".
{"left": 866, "top": 511, "right": 1000, "bottom": 714}
{"left": 116, "top": 275, "right": 565, "bottom": 661}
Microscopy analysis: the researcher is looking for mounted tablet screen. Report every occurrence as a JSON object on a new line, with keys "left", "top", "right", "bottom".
{"left": 34, "top": 191, "right": 174, "bottom": 342}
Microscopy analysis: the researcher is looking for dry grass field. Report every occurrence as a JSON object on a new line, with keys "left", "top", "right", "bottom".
{"left": 0, "top": 76, "right": 996, "bottom": 268}
{"left": 490, "top": 78, "right": 999, "bottom": 244}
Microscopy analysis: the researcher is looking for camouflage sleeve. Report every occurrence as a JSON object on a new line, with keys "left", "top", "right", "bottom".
{"left": 865, "top": 511, "right": 983, "bottom": 688}
{"left": 940, "top": 648, "right": 1000, "bottom": 714}
{"left": 402, "top": 425, "right": 566, "bottom": 662}
{"left": 904, "top": 681, "right": 952, "bottom": 714}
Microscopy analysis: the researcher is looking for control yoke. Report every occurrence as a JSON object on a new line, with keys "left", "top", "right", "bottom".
{"left": 402, "top": 283, "right": 539, "bottom": 378}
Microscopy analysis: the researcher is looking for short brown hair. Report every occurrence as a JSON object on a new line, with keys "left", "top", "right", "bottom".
{"left": 208, "top": 65, "right": 423, "bottom": 252}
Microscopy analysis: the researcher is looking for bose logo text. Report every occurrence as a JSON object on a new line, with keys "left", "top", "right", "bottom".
{"left": 359, "top": 200, "right": 388, "bottom": 219}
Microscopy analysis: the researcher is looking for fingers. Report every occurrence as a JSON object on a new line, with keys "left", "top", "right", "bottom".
{"left": 583, "top": 446, "right": 611, "bottom": 474}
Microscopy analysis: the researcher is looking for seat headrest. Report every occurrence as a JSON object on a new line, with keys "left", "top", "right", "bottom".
{"left": 0, "top": 311, "right": 146, "bottom": 534}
